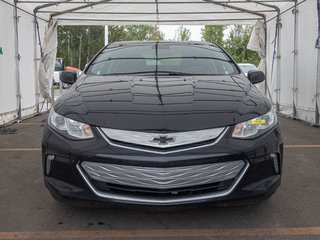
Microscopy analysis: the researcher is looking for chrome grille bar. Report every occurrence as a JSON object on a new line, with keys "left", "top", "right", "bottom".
{"left": 81, "top": 160, "right": 245, "bottom": 190}
{"left": 99, "top": 127, "right": 226, "bottom": 149}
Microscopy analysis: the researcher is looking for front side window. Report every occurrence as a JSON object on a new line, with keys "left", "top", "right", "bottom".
{"left": 86, "top": 43, "right": 239, "bottom": 76}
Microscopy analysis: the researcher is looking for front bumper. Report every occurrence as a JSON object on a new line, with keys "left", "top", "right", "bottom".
{"left": 42, "top": 123, "right": 283, "bottom": 207}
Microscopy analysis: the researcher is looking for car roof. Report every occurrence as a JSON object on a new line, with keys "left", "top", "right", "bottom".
{"left": 108, "top": 41, "right": 219, "bottom": 48}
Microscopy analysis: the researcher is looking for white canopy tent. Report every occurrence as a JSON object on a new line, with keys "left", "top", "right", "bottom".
{"left": 0, "top": 0, "right": 319, "bottom": 125}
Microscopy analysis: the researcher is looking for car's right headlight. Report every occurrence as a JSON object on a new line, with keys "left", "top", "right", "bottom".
{"left": 232, "top": 109, "right": 277, "bottom": 139}
{"left": 48, "top": 109, "right": 93, "bottom": 140}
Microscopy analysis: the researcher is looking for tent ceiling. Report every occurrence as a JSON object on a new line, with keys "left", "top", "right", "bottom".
{"left": 17, "top": 0, "right": 297, "bottom": 25}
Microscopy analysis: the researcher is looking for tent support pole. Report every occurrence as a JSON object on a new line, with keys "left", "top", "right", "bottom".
{"left": 264, "top": 17, "right": 268, "bottom": 96}
{"left": 13, "top": 0, "right": 22, "bottom": 121}
{"left": 104, "top": 25, "right": 108, "bottom": 46}
{"left": 316, "top": 49, "right": 320, "bottom": 124}
{"left": 316, "top": 0, "right": 320, "bottom": 125}
{"left": 33, "top": 15, "right": 40, "bottom": 113}
{"left": 275, "top": 16, "right": 282, "bottom": 112}
{"left": 292, "top": 0, "right": 299, "bottom": 118}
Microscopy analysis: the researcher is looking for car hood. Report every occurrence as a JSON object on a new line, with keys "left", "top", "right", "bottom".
{"left": 54, "top": 75, "right": 271, "bottom": 131}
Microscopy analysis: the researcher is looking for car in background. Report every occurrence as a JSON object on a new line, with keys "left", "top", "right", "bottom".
{"left": 43, "top": 41, "right": 282, "bottom": 208}
{"left": 238, "top": 63, "right": 258, "bottom": 76}
{"left": 53, "top": 58, "right": 81, "bottom": 86}
{"left": 53, "top": 58, "right": 65, "bottom": 85}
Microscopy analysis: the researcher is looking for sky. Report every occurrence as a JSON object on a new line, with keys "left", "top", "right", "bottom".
{"left": 159, "top": 25, "right": 203, "bottom": 41}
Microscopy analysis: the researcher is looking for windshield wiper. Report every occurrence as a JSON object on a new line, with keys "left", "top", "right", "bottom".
{"left": 157, "top": 71, "right": 194, "bottom": 76}
{"left": 101, "top": 71, "right": 194, "bottom": 76}
{"left": 101, "top": 71, "right": 154, "bottom": 76}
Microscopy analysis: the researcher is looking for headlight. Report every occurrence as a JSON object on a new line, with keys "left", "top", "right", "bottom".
{"left": 48, "top": 109, "right": 93, "bottom": 139}
{"left": 232, "top": 110, "right": 277, "bottom": 139}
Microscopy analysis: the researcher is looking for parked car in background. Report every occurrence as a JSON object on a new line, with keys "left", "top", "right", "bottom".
{"left": 43, "top": 41, "right": 282, "bottom": 208}
{"left": 53, "top": 58, "right": 81, "bottom": 86}
{"left": 53, "top": 58, "right": 65, "bottom": 85}
{"left": 238, "top": 63, "right": 258, "bottom": 76}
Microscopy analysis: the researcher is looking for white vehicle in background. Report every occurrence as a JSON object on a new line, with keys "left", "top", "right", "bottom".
{"left": 238, "top": 63, "right": 258, "bottom": 76}
{"left": 53, "top": 58, "right": 65, "bottom": 85}
{"left": 53, "top": 58, "right": 81, "bottom": 89}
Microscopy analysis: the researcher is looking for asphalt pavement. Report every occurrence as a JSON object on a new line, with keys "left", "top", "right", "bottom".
{"left": 0, "top": 114, "right": 320, "bottom": 240}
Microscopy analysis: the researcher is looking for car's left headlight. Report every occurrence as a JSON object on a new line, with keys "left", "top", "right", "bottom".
{"left": 48, "top": 109, "right": 93, "bottom": 139}
{"left": 232, "top": 109, "right": 277, "bottom": 139}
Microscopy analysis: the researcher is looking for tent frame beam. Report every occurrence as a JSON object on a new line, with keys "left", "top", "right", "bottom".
{"left": 37, "top": 10, "right": 277, "bottom": 14}
{"left": 50, "top": 0, "right": 272, "bottom": 19}
{"left": 51, "top": 0, "right": 113, "bottom": 18}
{"left": 25, "top": 0, "right": 292, "bottom": 22}
{"left": 19, "top": 0, "right": 295, "bottom": 4}
{"left": 56, "top": 18, "right": 264, "bottom": 23}
{"left": 203, "top": 0, "right": 265, "bottom": 20}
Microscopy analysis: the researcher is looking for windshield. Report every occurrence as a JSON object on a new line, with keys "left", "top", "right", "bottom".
{"left": 86, "top": 43, "right": 239, "bottom": 76}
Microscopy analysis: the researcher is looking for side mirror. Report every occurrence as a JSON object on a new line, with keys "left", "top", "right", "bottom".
{"left": 60, "top": 71, "right": 77, "bottom": 85}
{"left": 247, "top": 70, "right": 265, "bottom": 84}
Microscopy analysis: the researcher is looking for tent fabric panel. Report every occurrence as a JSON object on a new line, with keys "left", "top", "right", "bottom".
{"left": 277, "top": 10, "right": 294, "bottom": 114}
{"left": 295, "top": 0, "right": 318, "bottom": 123}
{"left": 18, "top": 9, "right": 37, "bottom": 109}
{"left": 265, "top": 19, "right": 276, "bottom": 101}
{"left": 0, "top": 1, "right": 18, "bottom": 125}
{"left": 316, "top": 0, "right": 320, "bottom": 48}
{"left": 38, "top": 19, "right": 58, "bottom": 102}
{"left": 247, "top": 20, "right": 266, "bottom": 93}
{"left": 265, "top": 0, "right": 318, "bottom": 123}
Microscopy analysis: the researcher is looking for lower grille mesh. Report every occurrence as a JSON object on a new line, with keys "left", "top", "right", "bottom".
{"left": 91, "top": 179, "right": 234, "bottom": 197}
{"left": 81, "top": 160, "right": 245, "bottom": 190}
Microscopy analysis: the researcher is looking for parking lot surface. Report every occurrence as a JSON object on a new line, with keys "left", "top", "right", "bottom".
{"left": 0, "top": 114, "right": 320, "bottom": 240}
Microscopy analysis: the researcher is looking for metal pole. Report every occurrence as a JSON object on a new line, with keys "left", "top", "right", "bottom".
{"left": 33, "top": 16, "right": 40, "bottom": 113}
{"left": 87, "top": 26, "right": 91, "bottom": 63}
{"left": 315, "top": 0, "right": 320, "bottom": 124}
{"left": 78, "top": 34, "right": 82, "bottom": 69}
{"left": 316, "top": 49, "right": 320, "bottom": 124}
{"left": 264, "top": 18, "right": 268, "bottom": 96}
{"left": 13, "top": 0, "right": 22, "bottom": 121}
{"left": 276, "top": 16, "right": 282, "bottom": 112}
{"left": 105, "top": 25, "right": 109, "bottom": 46}
{"left": 292, "top": 0, "right": 299, "bottom": 118}
{"left": 59, "top": 78, "right": 63, "bottom": 96}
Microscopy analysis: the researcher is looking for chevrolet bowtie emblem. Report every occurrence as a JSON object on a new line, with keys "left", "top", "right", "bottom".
{"left": 151, "top": 135, "right": 175, "bottom": 145}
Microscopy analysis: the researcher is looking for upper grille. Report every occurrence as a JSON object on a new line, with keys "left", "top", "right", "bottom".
{"left": 99, "top": 127, "right": 226, "bottom": 149}
{"left": 81, "top": 160, "right": 245, "bottom": 190}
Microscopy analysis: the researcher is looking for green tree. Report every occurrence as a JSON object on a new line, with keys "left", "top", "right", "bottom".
{"left": 174, "top": 26, "right": 191, "bottom": 41}
{"left": 57, "top": 25, "right": 165, "bottom": 69}
{"left": 57, "top": 26, "right": 104, "bottom": 69}
{"left": 224, "top": 25, "right": 260, "bottom": 65}
{"left": 201, "top": 25, "right": 226, "bottom": 46}
{"left": 108, "top": 25, "right": 126, "bottom": 43}
{"left": 125, "top": 25, "right": 164, "bottom": 41}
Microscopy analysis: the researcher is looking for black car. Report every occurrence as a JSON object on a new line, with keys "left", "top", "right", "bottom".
{"left": 42, "top": 41, "right": 282, "bottom": 207}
